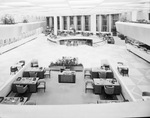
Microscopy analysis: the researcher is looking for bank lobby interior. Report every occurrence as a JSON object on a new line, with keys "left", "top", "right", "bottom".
{"left": 0, "top": 0, "right": 150, "bottom": 117}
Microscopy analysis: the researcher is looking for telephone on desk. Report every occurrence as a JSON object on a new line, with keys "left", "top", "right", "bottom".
{"left": 16, "top": 77, "right": 21, "bottom": 81}
{"left": 33, "top": 77, "right": 36, "bottom": 81}
{"left": 20, "top": 97, "right": 24, "bottom": 102}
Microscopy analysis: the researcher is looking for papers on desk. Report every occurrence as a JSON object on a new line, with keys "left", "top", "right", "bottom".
{"left": 62, "top": 71, "right": 75, "bottom": 75}
{"left": 94, "top": 78, "right": 119, "bottom": 86}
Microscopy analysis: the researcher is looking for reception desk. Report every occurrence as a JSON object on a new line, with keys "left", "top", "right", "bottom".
{"left": 116, "top": 22, "right": 150, "bottom": 45}
{"left": 58, "top": 71, "right": 76, "bottom": 83}
{"left": 116, "top": 22, "right": 150, "bottom": 62}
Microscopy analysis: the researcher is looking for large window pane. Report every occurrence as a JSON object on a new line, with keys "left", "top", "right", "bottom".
{"left": 77, "top": 16, "right": 81, "bottom": 30}
{"left": 102, "top": 15, "right": 108, "bottom": 32}
{"left": 57, "top": 16, "right": 60, "bottom": 30}
{"left": 63, "top": 16, "right": 67, "bottom": 30}
{"left": 96, "top": 15, "right": 99, "bottom": 31}
{"left": 85, "top": 15, "right": 90, "bottom": 31}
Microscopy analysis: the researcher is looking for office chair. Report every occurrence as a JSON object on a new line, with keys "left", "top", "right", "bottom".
{"left": 16, "top": 85, "right": 28, "bottom": 94}
{"left": 104, "top": 85, "right": 114, "bottom": 95}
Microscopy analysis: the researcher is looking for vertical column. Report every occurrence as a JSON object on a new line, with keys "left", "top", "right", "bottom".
{"left": 67, "top": 16, "right": 70, "bottom": 30}
{"left": 91, "top": 14, "right": 96, "bottom": 34}
{"left": 54, "top": 16, "right": 58, "bottom": 35}
{"left": 49, "top": 17, "right": 53, "bottom": 28}
{"left": 74, "top": 16, "right": 77, "bottom": 31}
{"left": 108, "top": 14, "right": 112, "bottom": 32}
{"left": 99, "top": 15, "right": 102, "bottom": 32}
{"left": 59, "top": 16, "right": 63, "bottom": 31}
{"left": 81, "top": 15, "right": 84, "bottom": 32}
{"left": 131, "top": 11, "right": 138, "bottom": 21}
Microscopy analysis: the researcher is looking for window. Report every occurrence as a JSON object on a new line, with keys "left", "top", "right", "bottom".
{"left": 85, "top": 15, "right": 90, "bottom": 31}
{"left": 63, "top": 16, "right": 67, "bottom": 30}
{"left": 102, "top": 15, "right": 108, "bottom": 32}
{"left": 96, "top": 15, "right": 99, "bottom": 31}
{"left": 46, "top": 17, "right": 49, "bottom": 28}
{"left": 77, "top": 16, "right": 81, "bottom": 30}
{"left": 70, "top": 16, "right": 74, "bottom": 26}
{"left": 111, "top": 14, "right": 119, "bottom": 29}
{"left": 57, "top": 16, "right": 60, "bottom": 30}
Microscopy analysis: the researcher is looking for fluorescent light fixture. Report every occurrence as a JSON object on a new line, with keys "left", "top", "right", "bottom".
{"left": 100, "top": 2, "right": 131, "bottom": 6}
{"left": 41, "top": 4, "right": 68, "bottom": 8}
{"left": 27, "top": 0, "right": 66, "bottom": 3}
{"left": 2, "top": 2, "right": 34, "bottom": 7}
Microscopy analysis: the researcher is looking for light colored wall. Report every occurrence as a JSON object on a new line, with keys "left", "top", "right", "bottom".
{"left": 0, "top": 21, "right": 46, "bottom": 47}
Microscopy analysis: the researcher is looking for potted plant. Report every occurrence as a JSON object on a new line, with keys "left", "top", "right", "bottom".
{"left": 1, "top": 14, "right": 15, "bottom": 25}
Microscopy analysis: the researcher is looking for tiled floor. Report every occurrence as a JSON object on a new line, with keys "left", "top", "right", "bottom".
{"left": 0, "top": 34, "right": 150, "bottom": 104}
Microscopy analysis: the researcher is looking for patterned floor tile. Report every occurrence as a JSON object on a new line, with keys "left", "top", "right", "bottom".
{"left": 129, "top": 68, "right": 144, "bottom": 76}
{"left": 137, "top": 77, "right": 150, "bottom": 85}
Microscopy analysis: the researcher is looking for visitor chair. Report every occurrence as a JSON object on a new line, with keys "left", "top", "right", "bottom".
{"left": 142, "top": 91, "right": 150, "bottom": 96}
{"left": 37, "top": 79, "right": 46, "bottom": 92}
{"left": 16, "top": 85, "right": 28, "bottom": 94}
{"left": 117, "top": 62, "right": 124, "bottom": 65}
{"left": 19, "top": 60, "right": 25, "bottom": 66}
{"left": 31, "top": 59, "right": 39, "bottom": 67}
{"left": 120, "top": 68, "right": 129, "bottom": 76}
{"left": 44, "top": 67, "right": 51, "bottom": 78}
{"left": 85, "top": 80, "right": 94, "bottom": 93}
{"left": 142, "top": 91, "right": 150, "bottom": 101}
{"left": 84, "top": 69, "right": 92, "bottom": 79}
{"left": 104, "top": 85, "right": 114, "bottom": 95}
{"left": 10, "top": 66, "right": 18, "bottom": 75}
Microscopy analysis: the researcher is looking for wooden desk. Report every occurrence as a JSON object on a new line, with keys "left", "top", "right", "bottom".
{"left": 93, "top": 78, "right": 121, "bottom": 95}
{"left": 24, "top": 67, "right": 44, "bottom": 79}
{"left": 91, "top": 68, "right": 101, "bottom": 79}
{"left": 58, "top": 71, "right": 76, "bottom": 83}
{"left": 12, "top": 77, "right": 39, "bottom": 93}
{"left": 0, "top": 97, "right": 27, "bottom": 105}
{"left": 92, "top": 68, "right": 113, "bottom": 79}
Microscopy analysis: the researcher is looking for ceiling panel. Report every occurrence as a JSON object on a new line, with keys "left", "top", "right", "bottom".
{"left": 0, "top": 0, "right": 149, "bottom": 16}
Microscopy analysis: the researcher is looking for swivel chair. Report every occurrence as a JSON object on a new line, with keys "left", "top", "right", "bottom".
{"left": 16, "top": 85, "right": 28, "bottom": 94}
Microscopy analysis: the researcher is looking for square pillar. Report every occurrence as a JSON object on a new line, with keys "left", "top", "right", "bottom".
{"left": 91, "top": 14, "right": 96, "bottom": 34}
{"left": 81, "top": 15, "right": 85, "bottom": 31}
{"left": 67, "top": 16, "right": 70, "bottom": 30}
{"left": 131, "top": 11, "right": 138, "bottom": 21}
{"left": 54, "top": 16, "right": 58, "bottom": 35}
{"left": 99, "top": 15, "right": 102, "bottom": 32}
{"left": 74, "top": 16, "right": 77, "bottom": 31}
{"left": 108, "top": 14, "right": 112, "bottom": 32}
